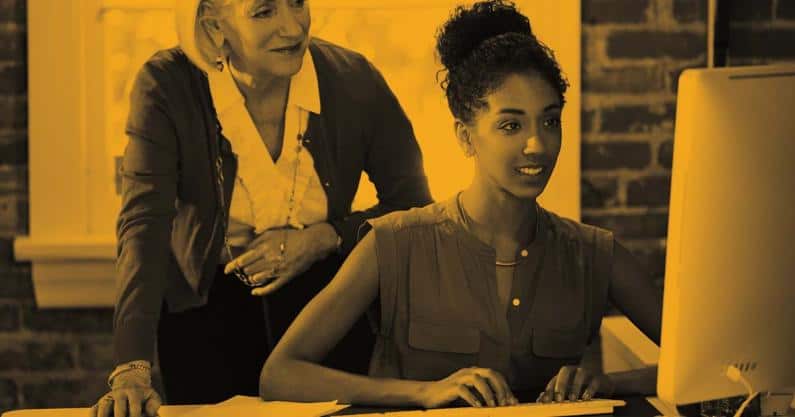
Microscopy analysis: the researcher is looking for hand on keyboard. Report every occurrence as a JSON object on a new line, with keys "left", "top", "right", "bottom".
{"left": 415, "top": 367, "right": 518, "bottom": 409}
{"left": 537, "top": 365, "right": 615, "bottom": 403}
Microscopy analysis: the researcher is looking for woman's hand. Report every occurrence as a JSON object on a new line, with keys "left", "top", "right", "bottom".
{"left": 537, "top": 366, "right": 615, "bottom": 402}
{"left": 225, "top": 222, "right": 339, "bottom": 296}
{"left": 415, "top": 367, "right": 518, "bottom": 409}
{"left": 89, "top": 372, "right": 161, "bottom": 417}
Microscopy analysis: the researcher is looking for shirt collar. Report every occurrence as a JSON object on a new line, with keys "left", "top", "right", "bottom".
{"left": 208, "top": 44, "right": 321, "bottom": 115}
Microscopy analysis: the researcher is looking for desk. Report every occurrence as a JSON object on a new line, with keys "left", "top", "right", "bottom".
{"left": 332, "top": 397, "right": 667, "bottom": 416}
{"left": 2, "top": 396, "right": 683, "bottom": 417}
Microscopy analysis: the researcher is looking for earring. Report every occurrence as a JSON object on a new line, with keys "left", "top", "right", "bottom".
{"left": 215, "top": 54, "right": 224, "bottom": 72}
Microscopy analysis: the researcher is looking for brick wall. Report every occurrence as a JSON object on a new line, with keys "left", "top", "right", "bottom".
{"left": 0, "top": 0, "right": 117, "bottom": 411}
{"left": 0, "top": 0, "right": 794, "bottom": 412}
{"left": 581, "top": 0, "right": 795, "bottom": 298}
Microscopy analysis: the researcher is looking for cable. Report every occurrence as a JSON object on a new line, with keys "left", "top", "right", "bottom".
{"left": 725, "top": 365, "right": 759, "bottom": 417}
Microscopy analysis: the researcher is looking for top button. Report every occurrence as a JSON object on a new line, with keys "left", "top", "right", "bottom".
{"left": 512, "top": 298, "right": 521, "bottom": 307}
{"left": 520, "top": 249, "right": 529, "bottom": 257}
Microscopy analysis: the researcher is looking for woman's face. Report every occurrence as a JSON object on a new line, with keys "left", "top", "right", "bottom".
{"left": 462, "top": 72, "right": 563, "bottom": 200}
{"left": 218, "top": 0, "right": 310, "bottom": 79}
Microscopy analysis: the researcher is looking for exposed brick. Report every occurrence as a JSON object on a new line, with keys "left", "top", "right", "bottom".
{"left": 601, "top": 103, "right": 676, "bottom": 133}
{"left": 0, "top": 340, "right": 25, "bottom": 370}
{"left": 0, "top": 265, "right": 33, "bottom": 301}
{"left": 0, "top": 378, "right": 17, "bottom": 413}
{"left": 0, "top": 96, "right": 27, "bottom": 130}
{"left": 14, "top": 195, "right": 27, "bottom": 234}
{"left": 0, "top": 237, "right": 11, "bottom": 262}
{"left": 728, "top": 0, "right": 773, "bottom": 21}
{"left": 674, "top": 0, "right": 707, "bottom": 23}
{"left": 582, "top": 212, "right": 669, "bottom": 239}
{"left": 0, "top": 141, "right": 26, "bottom": 165}
{"left": 607, "top": 31, "right": 705, "bottom": 59}
{"left": 0, "top": 63, "right": 26, "bottom": 94}
{"left": 27, "top": 342, "right": 75, "bottom": 371}
{"left": 78, "top": 339, "right": 114, "bottom": 371}
{"left": 582, "top": 176, "right": 619, "bottom": 208}
{"left": 22, "top": 307, "right": 113, "bottom": 334}
{"left": 0, "top": 130, "right": 26, "bottom": 146}
{"left": 584, "top": 66, "right": 666, "bottom": 94}
{"left": 0, "top": 0, "right": 25, "bottom": 24}
{"left": 779, "top": 0, "right": 795, "bottom": 20}
{"left": 0, "top": 28, "right": 25, "bottom": 62}
{"left": 729, "top": 28, "right": 795, "bottom": 59}
{"left": 0, "top": 304, "right": 19, "bottom": 332}
{"left": 0, "top": 165, "right": 27, "bottom": 193}
{"left": 0, "top": 193, "right": 22, "bottom": 235}
{"left": 583, "top": 0, "right": 650, "bottom": 24}
{"left": 582, "top": 142, "right": 652, "bottom": 170}
{"left": 22, "top": 376, "right": 107, "bottom": 409}
{"left": 658, "top": 139, "right": 674, "bottom": 169}
{"left": 627, "top": 175, "right": 672, "bottom": 206}
{"left": 582, "top": 110, "right": 596, "bottom": 134}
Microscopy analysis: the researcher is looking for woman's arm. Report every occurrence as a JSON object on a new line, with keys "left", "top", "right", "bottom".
{"left": 259, "top": 232, "right": 425, "bottom": 406}
{"left": 605, "top": 240, "right": 663, "bottom": 395}
{"left": 261, "top": 230, "right": 518, "bottom": 408}
{"left": 608, "top": 240, "right": 663, "bottom": 345}
{"left": 329, "top": 61, "right": 433, "bottom": 256}
{"left": 114, "top": 61, "right": 180, "bottom": 365}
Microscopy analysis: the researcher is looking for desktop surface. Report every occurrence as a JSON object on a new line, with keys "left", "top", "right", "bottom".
{"left": 332, "top": 397, "right": 664, "bottom": 416}
{"left": 1, "top": 396, "right": 678, "bottom": 417}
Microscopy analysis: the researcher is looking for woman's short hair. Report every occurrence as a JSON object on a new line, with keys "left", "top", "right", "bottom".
{"left": 175, "top": 0, "right": 230, "bottom": 73}
{"left": 435, "top": 0, "right": 569, "bottom": 123}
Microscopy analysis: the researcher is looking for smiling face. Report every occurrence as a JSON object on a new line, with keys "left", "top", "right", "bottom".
{"left": 458, "top": 71, "right": 563, "bottom": 201}
{"left": 217, "top": 0, "right": 311, "bottom": 79}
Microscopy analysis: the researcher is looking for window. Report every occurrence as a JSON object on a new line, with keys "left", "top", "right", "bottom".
{"left": 15, "top": 0, "right": 580, "bottom": 307}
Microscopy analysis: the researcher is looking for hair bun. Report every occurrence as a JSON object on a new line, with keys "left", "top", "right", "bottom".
{"left": 436, "top": 0, "right": 533, "bottom": 71}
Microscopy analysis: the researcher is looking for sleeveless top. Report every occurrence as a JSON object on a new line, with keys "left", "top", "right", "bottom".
{"left": 366, "top": 196, "right": 614, "bottom": 393}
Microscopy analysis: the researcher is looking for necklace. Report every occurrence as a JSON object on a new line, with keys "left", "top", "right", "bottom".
{"left": 456, "top": 192, "right": 541, "bottom": 267}
{"left": 274, "top": 106, "right": 305, "bottom": 273}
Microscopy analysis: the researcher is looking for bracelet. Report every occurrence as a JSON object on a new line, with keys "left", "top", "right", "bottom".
{"left": 107, "top": 360, "right": 152, "bottom": 389}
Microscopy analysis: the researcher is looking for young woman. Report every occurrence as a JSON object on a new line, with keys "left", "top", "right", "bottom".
{"left": 91, "top": 0, "right": 431, "bottom": 416}
{"left": 260, "top": 0, "right": 662, "bottom": 409}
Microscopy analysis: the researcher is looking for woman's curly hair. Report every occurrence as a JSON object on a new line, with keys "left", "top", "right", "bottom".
{"left": 436, "top": 0, "right": 569, "bottom": 123}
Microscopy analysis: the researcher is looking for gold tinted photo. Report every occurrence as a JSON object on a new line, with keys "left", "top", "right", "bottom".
{"left": 3, "top": 1, "right": 795, "bottom": 417}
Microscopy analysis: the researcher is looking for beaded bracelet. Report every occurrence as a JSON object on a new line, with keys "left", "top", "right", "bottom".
{"left": 107, "top": 360, "right": 152, "bottom": 389}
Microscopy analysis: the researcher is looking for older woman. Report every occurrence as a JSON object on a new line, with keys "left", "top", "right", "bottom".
{"left": 91, "top": 0, "right": 431, "bottom": 416}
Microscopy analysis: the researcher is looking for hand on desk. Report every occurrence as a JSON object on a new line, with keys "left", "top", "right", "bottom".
{"left": 416, "top": 367, "right": 518, "bottom": 408}
{"left": 90, "top": 372, "right": 161, "bottom": 417}
{"left": 537, "top": 366, "right": 615, "bottom": 403}
{"left": 225, "top": 222, "right": 339, "bottom": 296}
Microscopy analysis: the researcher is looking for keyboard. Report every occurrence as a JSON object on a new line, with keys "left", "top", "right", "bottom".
{"left": 349, "top": 399, "right": 626, "bottom": 416}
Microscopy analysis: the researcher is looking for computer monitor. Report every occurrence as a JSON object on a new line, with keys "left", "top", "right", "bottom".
{"left": 657, "top": 64, "right": 795, "bottom": 405}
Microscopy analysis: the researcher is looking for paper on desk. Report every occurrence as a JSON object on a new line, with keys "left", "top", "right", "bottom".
{"left": 177, "top": 395, "right": 350, "bottom": 417}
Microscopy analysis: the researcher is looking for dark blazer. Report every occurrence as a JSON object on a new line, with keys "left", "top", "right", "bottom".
{"left": 114, "top": 38, "right": 432, "bottom": 364}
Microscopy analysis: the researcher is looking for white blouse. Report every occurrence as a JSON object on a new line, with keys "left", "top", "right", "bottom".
{"left": 208, "top": 48, "right": 328, "bottom": 247}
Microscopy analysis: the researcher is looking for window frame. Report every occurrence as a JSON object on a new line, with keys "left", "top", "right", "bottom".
{"left": 14, "top": 0, "right": 581, "bottom": 307}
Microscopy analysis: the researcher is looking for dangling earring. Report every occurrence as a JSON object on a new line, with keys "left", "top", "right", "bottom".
{"left": 215, "top": 54, "right": 224, "bottom": 72}
{"left": 465, "top": 141, "right": 475, "bottom": 158}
